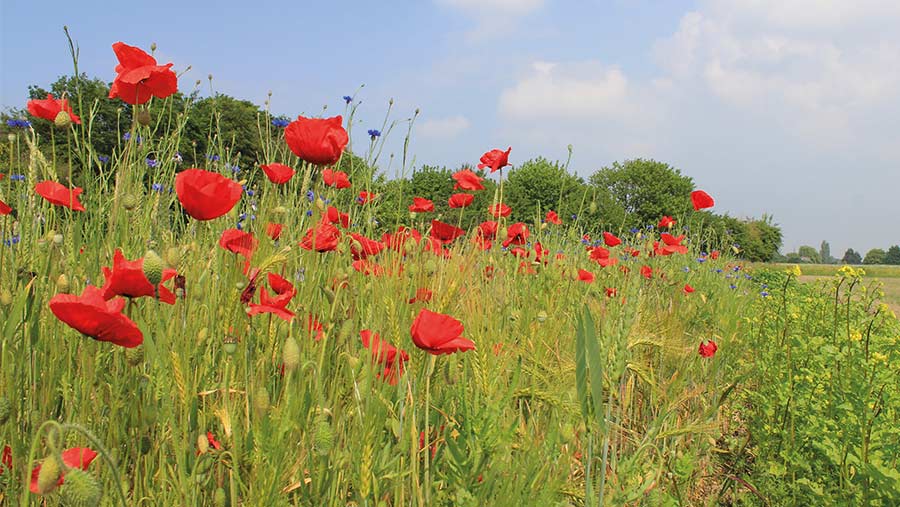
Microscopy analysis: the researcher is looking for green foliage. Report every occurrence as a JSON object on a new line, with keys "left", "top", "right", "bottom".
{"left": 843, "top": 248, "right": 863, "bottom": 264}
{"left": 798, "top": 245, "right": 821, "bottom": 263}
{"left": 864, "top": 248, "right": 886, "bottom": 265}
{"left": 589, "top": 158, "right": 693, "bottom": 229}
{"left": 502, "top": 157, "right": 587, "bottom": 224}
{"left": 820, "top": 240, "right": 833, "bottom": 264}
{"left": 884, "top": 245, "right": 900, "bottom": 265}
{"left": 180, "top": 94, "right": 265, "bottom": 167}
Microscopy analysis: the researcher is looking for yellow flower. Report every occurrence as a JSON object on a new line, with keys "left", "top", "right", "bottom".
{"left": 785, "top": 264, "right": 802, "bottom": 277}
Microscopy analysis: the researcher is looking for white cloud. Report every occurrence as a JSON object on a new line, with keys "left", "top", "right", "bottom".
{"left": 437, "top": 0, "right": 543, "bottom": 15}
{"left": 418, "top": 115, "right": 470, "bottom": 138}
{"left": 498, "top": 60, "right": 630, "bottom": 120}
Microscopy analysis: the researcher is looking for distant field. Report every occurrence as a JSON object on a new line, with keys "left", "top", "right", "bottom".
{"left": 762, "top": 263, "right": 900, "bottom": 315}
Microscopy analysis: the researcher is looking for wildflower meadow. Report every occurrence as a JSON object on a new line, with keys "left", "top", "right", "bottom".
{"left": 0, "top": 32, "right": 898, "bottom": 507}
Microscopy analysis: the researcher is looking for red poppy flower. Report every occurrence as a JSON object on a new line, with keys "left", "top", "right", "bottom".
{"left": 285, "top": 116, "right": 349, "bottom": 166}
{"left": 510, "top": 246, "right": 529, "bottom": 258}
{"left": 430, "top": 220, "right": 465, "bottom": 245}
{"left": 200, "top": 431, "right": 223, "bottom": 452}
{"left": 518, "top": 261, "right": 536, "bottom": 275}
{"left": 357, "top": 191, "right": 376, "bottom": 204}
{"left": 448, "top": 193, "right": 474, "bottom": 208}
{"left": 602, "top": 232, "right": 621, "bottom": 247}
{"left": 605, "top": 287, "right": 617, "bottom": 298}
{"left": 49, "top": 286, "right": 143, "bottom": 347}
{"left": 247, "top": 273, "right": 296, "bottom": 322}
{"left": 352, "top": 259, "right": 385, "bottom": 276}
{"left": 349, "top": 232, "right": 384, "bottom": 260}
{"left": 266, "top": 222, "right": 284, "bottom": 241}
{"left": 578, "top": 269, "right": 595, "bottom": 283}
{"left": 307, "top": 314, "right": 325, "bottom": 341}
{"left": 683, "top": 283, "right": 695, "bottom": 294}
{"left": 0, "top": 445, "right": 10, "bottom": 475}
{"left": 545, "top": 210, "right": 561, "bottom": 225}
{"left": 472, "top": 235, "right": 492, "bottom": 250}
{"left": 299, "top": 221, "right": 341, "bottom": 252}
{"left": 0, "top": 198, "right": 12, "bottom": 215}
{"left": 710, "top": 250, "right": 720, "bottom": 260}
{"left": 382, "top": 226, "right": 421, "bottom": 253}
{"left": 478, "top": 221, "right": 498, "bottom": 240}
{"left": 30, "top": 447, "right": 98, "bottom": 495}
{"left": 322, "top": 168, "right": 351, "bottom": 189}
{"left": 101, "top": 249, "right": 177, "bottom": 304}
{"left": 640, "top": 265, "right": 653, "bottom": 279}
{"left": 219, "top": 229, "right": 258, "bottom": 259}
{"left": 477, "top": 147, "right": 511, "bottom": 173}
{"left": 108, "top": 42, "right": 178, "bottom": 105}
{"left": 260, "top": 163, "right": 295, "bottom": 184}
{"left": 534, "top": 241, "right": 549, "bottom": 263}
{"left": 698, "top": 340, "right": 718, "bottom": 358}
{"left": 488, "top": 203, "right": 511, "bottom": 218}
{"left": 324, "top": 206, "right": 350, "bottom": 228}
{"left": 175, "top": 169, "right": 242, "bottom": 221}
{"left": 659, "top": 233, "right": 688, "bottom": 255}
{"left": 502, "top": 222, "right": 529, "bottom": 248}
{"left": 658, "top": 215, "right": 676, "bottom": 228}
{"left": 589, "top": 246, "right": 618, "bottom": 267}
{"left": 27, "top": 93, "right": 81, "bottom": 124}
{"left": 452, "top": 168, "right": 485, "bottom": 191}
{"left": 360, "top": 330, "right": 410, "bottom": 385}
{"left": 408, "top": 288, "right": 433, "bottom": 304}
{"left": 35, "top": 181, "right": 85, "bottom": 211}
{"left": 409, "top": 197, "right": 435, "bottom": 213}
{"left": 410, "top": 308, "right": 475, "bottom": 355}
{"left": 691, "top": 190, "right": 715, "bottom": 210}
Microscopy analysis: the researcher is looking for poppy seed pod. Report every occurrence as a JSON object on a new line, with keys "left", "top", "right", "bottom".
{"left": 143, "top": 250, "right": 164, "bottom": 286}
{"left": 35, "top": 456, "right": 62, "bottom": 494}
{"left": 136, "top": 108, "right": 151, "bottom": 126}
{"left": 282, "top": 337, "right": 300, "bottom": 373}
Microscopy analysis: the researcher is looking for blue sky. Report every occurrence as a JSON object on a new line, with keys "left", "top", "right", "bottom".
{"left": 3, "top": 0, "right": 900, "bottom": 256}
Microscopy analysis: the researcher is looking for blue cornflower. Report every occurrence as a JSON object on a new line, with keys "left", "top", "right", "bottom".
{"left": 123, "top": 132, "right": 130, "bottom": 141}
{"left": 151, "top": 183, "right": 164, "bottom": 192}
{"left": 730, "top": 284, "right": 737, "bottom": 290}
{"left": 3, "top": 234, "right": 21, "bottom": 247}
{"left": 146, "top": 158, "right": 158, "bottom": 168}
{"left": 242, "top": 185, "right": 255, "bottom": 197}
{"left": 368, "top": 129, "right": 381, "bottom": 139}
{"left": 760, "top": 291, "right": 770, "bottom": 297}
{"left": 732, "top": 266, "right": 741, "bottom": 272}
{"left": 682, "top": 225, "right": 690, "bottom": 231}
{"left": 98, "top": 155, "right": 110, "bottom": 164}
{"left": 306, "top": 190, "right": 315, "bottom": 202}
{"left": 683, "top": 267, "right": 691, "bottom": 272}
{"left": 271, "top": 118, "right": 290, "bottom": 128}
{"left": 238, "top": 213, "right": 247, "bottom": 221}
{"left": 206, "top": 154, "right": 220, "bottom": 162}
{"left": 716, "top": 268, "right": 723, "bottom": 273}
{"left": 630, "top": 227, "right": 640, "bottom": 234}
{"left": 571, "top": 214, "right": 577, "bottom": 220}
{"left": 761, "top": 283, "right": 768, "bottom": 289}
{"left": 10, "top": 174, "right": 25, "bottom": 182}
{"left": 697, "top": 258, "right": 706, "bottom": 263}
{"left": 581, "top": 238, "right": 590, "bottom": 245}
{"left": 6, "top": 119, "right": 30, "bottom": 128}
{"left": 306, "top": 210, "right": 313, "bottom": 216}
{"left": 173, "top": 152, "right": 183, "bottom": 163}
{"left": 231, "top": 165, "right": 241, "bottom": 174}
{"left": 343, "top": 95, "right": 352, "bottom": 104}
{"left": 236, "top": 222, "right": 243, "bottom": 230}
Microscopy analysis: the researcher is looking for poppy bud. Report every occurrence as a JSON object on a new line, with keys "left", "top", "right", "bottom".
{"left": 56, "top": 274, "right": 70, "bottom": 293}
{"left": 213, "top": 488, "right": 227, "bottom": 507}
{"left": 0, "top": 289, "right": 11, "bottom": 306}
{"left": 0, "top": 396, "right": 10, "bottom": 424}
{"left": 540, "top": 222, "right": 548, "bottom": 230}
{"left": 6, "top": 133, "right": 15, "bottom": 142}
{"left": 53, "top": 233, "right": 64, "bottom": 245}
{"left": 272, "top": 205, "right": 288, "bottom": 216}
{"left": 282, "top": 337, "right": 300, "bottom": 374}
{"left": 222, "top": 335, "right": 238, "bottom": 356}
{"left": 315, "top": 197, "right": 326, "bottom": 212}
{"left": 36, "top": 455, "right": 62, "bottom": 494}
{"left": 54, "top": 111, "right": 72, "bottom": 128}
{"left": 536, "top": 311, "right": 548, "bottom": 323}
{"left": 143, "top": 250, "right": 164, "bottom": 286}
{"left": 589, "top": 201, "right": 598, "bottom": 214}
{"left": 63, "top": 468, "right": 102, "bottom": 505}
{"left": 136, "top": 108, "right": 151, "bottom": 126}
{"left": 121, "top": 194, "right": 138, "bottom": 211}
{"left": 252, "top": 386, "right": 270, "bottom": 418}
{"left": 498, "top": 227, "right": 508, "bottom": 240}
{"left": 164, "top": 247, "right": 181, "bottom": 269}
{"left": 313, "top": 417, "right": 334, "bottom": 456}
{"left": 125, "top": 345, "right": 144, "bottom": 366}
{"left": 150, "top": 42, "right": 157, "bottom": 52}
{"left": 197, "top": 433, "right": 209, "bottom": 454}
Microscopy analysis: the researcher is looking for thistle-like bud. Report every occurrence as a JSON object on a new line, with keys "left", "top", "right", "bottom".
{"left": 143, "top": 250, "right": 164, "bottom": 286}
{"left": 197, "top": 433, "right": 209, "bottom": 454}
{"left": 313, "top": 417, "right": 334, "bottom": 456}
{"left": 63, "top": 468, "right": 102, "bottom": 505}
{"left": 282, "top": 337, "right": 300, "bottom": 374}
{"left": 54, "top": 111, "right": 72, "bottom": 128}
{"left": 35, "top": 456, "right": 62, "bottom": 494}
{"left": 136, "top": 109, "right": 151, "bottom": 126}
{"left": 56, "top": 274, "right": 70, "bottom": 293}
{"left": 589, "top": 201, "right": 598, "bottom": 214}
{"left": 164, "top": 247, "right": 181, "bottom": 269}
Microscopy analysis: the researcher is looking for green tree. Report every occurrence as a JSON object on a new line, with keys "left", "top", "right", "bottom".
{"left": 884, "top": 245, "right": 900, "bottom": 265}
{"left": 180, "top": 94, "right": 265, "bottom": 167}
{"left": 589, "top": 158, "right": 694, "bottom": 229}
{"left": 819, "top": 241, "right": 833, "bottom": 264}
{"left": 502, "top": 157, "right": 587, "bottom": 225}
{"left": 842, "top": 248, "right": 862, "bottom": 264}
{"left": 798, "top": 245, "right": 821, "bottom": 263}
{"left": 863, "top": 248, "right": 886, "bottom": 265}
